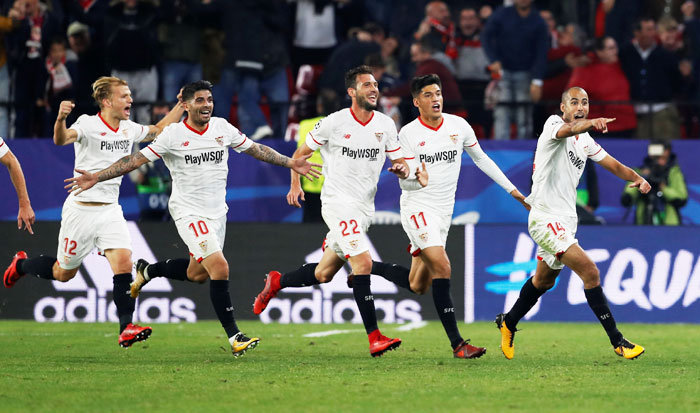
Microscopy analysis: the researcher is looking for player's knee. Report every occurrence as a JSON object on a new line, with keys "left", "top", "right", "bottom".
{"left": 350, "top": 257, "right": 372, "bottom": 275}
{"left": 314, "top": 269, "right": 334, "bottom": 284}
{"left": 188, "top": 272, "right": 208, "bottom": 284}
{"left": 53, "top": 267, "right": 78, "bottom": 282}
{"left": 581, "top": 263, "right": 600, "bottom": 287}
{"left": 410, "top": 282, "right": 429, "bottom": 295}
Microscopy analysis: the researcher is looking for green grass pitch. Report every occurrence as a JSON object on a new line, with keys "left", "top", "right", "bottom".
{"left": 1, "top": 320, "right": 699, "bottom": 412}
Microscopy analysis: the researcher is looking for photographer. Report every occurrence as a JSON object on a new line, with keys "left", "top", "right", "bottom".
{"left": 621, "top": 142, "right": 687, "bottom": 225}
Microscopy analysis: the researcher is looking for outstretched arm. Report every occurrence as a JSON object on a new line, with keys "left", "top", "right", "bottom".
{"left": 1, "top": 150, "right": 35, "bottom": 234}
{"left": 556, "top": 117, "right": 616, "bottom": 139}
{"left": 243, "top": 142, "right": 321, "bottom": 180}
{"left": 597, "top": 154, "right": 651, "bottom": 193}
{"left": 64, "top": 152, "right": 151, "bottom": 196}
{"left": 465, "top": 143, "right": 529, "bottom": 210}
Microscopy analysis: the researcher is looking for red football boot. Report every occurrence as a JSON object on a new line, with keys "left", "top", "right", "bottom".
{"left": 3, "top": 251, "right": 27, "bottom": 288}
{"left": 368, "top": 330, "right": 402, "bottom": 357}
{"left": 453, "top": 340, "right": 487, "bottom": 359}
{"left": 253, "top": 271, "right": 282, "bottom": 315}
{"left": 118, "top": 323, "right": 152, "bottom": 348}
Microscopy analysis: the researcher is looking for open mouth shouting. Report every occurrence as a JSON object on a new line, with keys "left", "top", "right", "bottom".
{"left": 431, "top": 102, "right": 441, "bottom": 112}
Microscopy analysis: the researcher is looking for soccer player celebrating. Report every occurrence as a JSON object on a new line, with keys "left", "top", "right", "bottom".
{"left": 0, "top": 137, "right": 35, "bottom": 234}
{"left": 496, "top": 86, "right": 650, "bottom": 360}
{"left": 253, "top": 66, "right": 424, "bottom": 357}
{"left": 65, "top": 80, "right": 320, "bottom": 357}
{"left": 3, "top": 76, "right": 184, "bottom": 347}
{"left": 367, "top": 74, "right": 529, "bottom": 359}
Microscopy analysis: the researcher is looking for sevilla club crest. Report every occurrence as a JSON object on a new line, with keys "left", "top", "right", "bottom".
{"left": 215, "top": 136, "right": 224, "bottom": 146}
{"left": 349, "top": 240, "right": 359, "bottom": 250}
{"left": 375, "top": 132, "right": 383, "bottom": 142}
{"left": 199, "top": 240, "right": 208, "bottom": 252}
{"left": 449, "top": 134, "right": 458, "bottom": 144}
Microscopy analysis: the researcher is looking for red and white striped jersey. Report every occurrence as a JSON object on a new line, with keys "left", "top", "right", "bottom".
{"left": 68, "top": 113, "right": 149, "bottom": 203}
{"left": 141, "top": 117, "right": 253, "bottom": 220}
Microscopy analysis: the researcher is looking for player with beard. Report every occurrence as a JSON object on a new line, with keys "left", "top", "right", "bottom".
{"left": 3, "top": 76, "right": 184, "bottom": 347}
{"left": 253, "top": 66, "right": 427, "bottom": 357}
{"left": 496, "top": 86, "right": 650, "bottom": 360}
{"left": 364, "top": 74, "right": 529, "bottom": 359}
{"left": 65, "top": 80, "right": 320, "bottom": 357}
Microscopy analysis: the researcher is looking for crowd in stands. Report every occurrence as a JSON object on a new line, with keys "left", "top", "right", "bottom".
{"left": 2, "top": 0, "right": 700, "bottom": 140}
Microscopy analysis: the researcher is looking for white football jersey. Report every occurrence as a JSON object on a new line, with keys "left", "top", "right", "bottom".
{"left": 526, "top": 115, "right": 608, "bottom": 217}
{"left": 305, "top": 108, "right": 403, "bottom": 216}
{"left": 399, "top": 114, "right": 516, "bottom": 215}
{"left": 141, "top": 117, "right": 253, "bottom": 220}
{"left": 0, "top": 137, "right": 9, "bottom": 158}
{"left": 68, "top": 113, "right": 149, "bottom": 203}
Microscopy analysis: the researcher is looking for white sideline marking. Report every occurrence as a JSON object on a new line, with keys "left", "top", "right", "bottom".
{"left": 302, "top": 321, "right": 428, "bottom": 337}
{"left": 303, "top": 329, "right": 364, "bottom": 338}
{"left": 395, "top": 320, "right": 428, "bottom": 331}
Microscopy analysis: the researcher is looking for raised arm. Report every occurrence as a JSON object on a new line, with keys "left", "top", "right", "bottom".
{"left": 555, "top": 118, "right": 616, "bottom": 139}
{"left": 465, "top": 143, "right": 529, "bottom": 210}
{"left": 53, "top": 101, "right": 79, "bottom": 146}
{"left": 597, "top": 154, "right": 651, "bottom": 193}
{"left": 0, "top": 150, "right": 35, "bottom": 233}
{"left": 143, "top": 101, "right": 185, "bottom": 142}
{"left": 286, "top": 143, "right": 315, "bottom": 208}
{"left": 64, "top": 152, "right": 151, "bottom": 196}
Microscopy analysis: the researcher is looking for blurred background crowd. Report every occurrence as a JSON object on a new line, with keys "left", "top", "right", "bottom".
{"left": 1, "top": 0, "right": 700, "bottom": 142}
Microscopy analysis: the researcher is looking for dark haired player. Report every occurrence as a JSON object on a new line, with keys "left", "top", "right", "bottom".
{"left": 253, "top": 66, "right": 427, "bottom": 357}
{"left": 66, "top": 80, "right": 321, "bottom": 357}
{"left": 370, "top": 74, "right": 528, "bottom": 358}
{"left": 496, "top": 86, "right": 650, "bottom": 360}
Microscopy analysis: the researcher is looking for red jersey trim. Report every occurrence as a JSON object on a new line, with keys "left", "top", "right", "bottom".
{"left": 590, "top": 147, "right": 603, "bottom": 157}
{"left": 310, "top": 133, "right": 324, "bottom": 146}
{"left": 386, "top": 146, "right": 401, "bottom": 153}
{"left": 466, "top": 141, "right": 478, "bottom": 148}
{"left": 232, "top": 137, "right": 248, "bottom": 149}
{"left": 0, "top": 141, "right": 4, "bottom": 148}
{"left": 350, "top": 108, "right": 374, "bottom": 126}
{"left": 98, "top": 112, "right": 119, "bottom": 133}
{"left": 418, "top": 116, "right": 443, "bottom": 131}
{"left": 184, "top": 120, "right": 209, "bottom": 135}
{"left": 147, "top": 146, "right": 162, "bottom": 159}
{"left": 404, "top": 156, "right": 415, "bottom": 160}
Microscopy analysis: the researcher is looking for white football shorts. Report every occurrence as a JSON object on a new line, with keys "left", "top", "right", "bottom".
{"left": 528, "top": 207, "right": 578, "bottom": 270}
{"left": 56, "top": 198, "right": 131, "bottom": 270}
{"left": 321, "top": 205, "right": 371, "bottom": 260}
{"left": 174, "top": 215, "right": 227, "bottom": 263}
{"left": 400, "top": 207, "right": 451, "bottom": 256}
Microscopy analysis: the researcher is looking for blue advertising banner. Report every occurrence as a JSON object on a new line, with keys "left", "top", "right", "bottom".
{"left": 469, "top": 224, "right": 700, "bottom": 323}
{"left": 2, "top": 138, "right": 699, "bottom": 224}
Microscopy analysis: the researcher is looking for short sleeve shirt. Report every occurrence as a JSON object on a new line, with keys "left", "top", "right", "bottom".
{"left": 141, "top": 117, "right": 253, "bottom": 220}
{"left": 0, "top": 137, "right": 9, "bottom": 158}
{"left": 526, "top": 115, "right": 608, "bottom": 217}
{"left": 68, "top": 113, "right": 149, "bottom": 203}
{"left": 305, "top": 108, "right": 402, "bottom": 216}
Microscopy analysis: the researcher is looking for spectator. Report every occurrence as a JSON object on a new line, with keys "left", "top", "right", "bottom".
{"left": 619, "top": 17, "right": 682, "bottom": 140}
{"left": 104, "top": 0, "right": 161, "bottom": 124}
{"left": 317, "top": 26, "right": 381, "bottom": 100}
{"left": 7, "top": 0, "right": 62, "bottom": 137}
{"left": 0, "top": 5, "right": 22, "bottom": 138}
{"left": 540, "top": 9, "right": 558, "bottom": 47}
{"left": 295, "top": 89, "right": 340, "bottom": 223}
{"left": 413, "top": 1, "right": 458, "bottom": 58}
{"left": 482, "top": 0, "right": 549, "bottom": 139}
{"left": 159, "top": 0, "right": 205, "bottom": 104}
{"left": 621, "top": 142, "right": 687, "bottom": 225}
{"left": 44, "top": 37, "right": 77, "bottom": 136}
{"left": 384, "top": 39, "right": 462, "bottom": 114}
{"left": 66, "top": 21, "right": 108, "bottom": 119}
{"left": 209, "top": 0, "right": 291, "bottom": 140}
{"left": 454, "top": 7, "right": 492, "bottom": 137}
{"left": 567, "top": 36, "right": 637, "bottom": 138}
{"left": 289, "top": 0, "right": 339, "bottom": 69}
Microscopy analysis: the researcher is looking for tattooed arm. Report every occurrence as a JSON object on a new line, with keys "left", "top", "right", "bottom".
{"left": 243, "top": 142, "right": 322, "bottom": 180}
{"left": 64, "top": 152, "right": 151, "bottom": 195}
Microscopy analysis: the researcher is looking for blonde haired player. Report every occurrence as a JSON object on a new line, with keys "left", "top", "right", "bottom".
{"left": 65, "top": 80, "right": 321, "bottom": 357}
{"left": 496, "top": 86, "right": 650, "bottom": 360}
{"left": 3, "top": 76, "right": 184, "bottom": 347}
{"left": 369, "top": 74, "right": 528, "bottom": 359}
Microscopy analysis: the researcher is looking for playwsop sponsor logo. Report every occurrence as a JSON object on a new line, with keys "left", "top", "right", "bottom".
{"left": 484, "top": 232, "right": 700, "bottom": 318}
{"left": 260, "top": 235, "right": 423, "bottom": 324}
{"left": 34, "top": 223, "right": 197, "bottom": 323}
